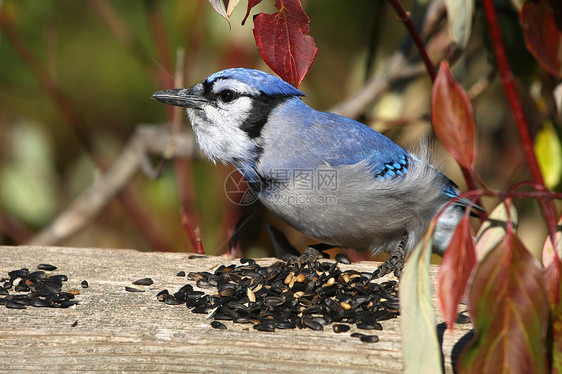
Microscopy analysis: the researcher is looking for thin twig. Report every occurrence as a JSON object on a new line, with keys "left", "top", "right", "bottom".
{"left": 0, "top": 212, "right": 32, "bottom": 244}
{"left": 0, "top": 8, "right": 94, "bottom": 157}
{"left": 171, "top": 48, "right": 201, "bottom": 253}
{"left": 387, "top": 0, "right": 436, "bottom": 81}
{"left": 330, "top": 51, "right": 425, "bottom": 117}
{"left": 27, "top": 126, "right": 199, "bottom": 246}
{"left": 87, "top": 0, "right": 164, "bottom": 86}
{"left": 1, "top": 3, "right": 181, "bottom": 250}
{"left": 482, "top": 0, "right": 559, "bottom": 242}
{"left": 146, "top": 1, "right": 174, "bottom": 90}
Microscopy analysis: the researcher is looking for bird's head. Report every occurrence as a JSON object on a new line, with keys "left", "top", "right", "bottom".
{"left": 152, "top": 68, "right": 304, "bottom": 166}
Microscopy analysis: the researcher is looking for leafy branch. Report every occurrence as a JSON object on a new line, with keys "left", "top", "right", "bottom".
{"left": 393, "top": 0, "right": 562, "bottom": 372}
{"left": 210, "top": 0, "right": 317, "bottom": 88}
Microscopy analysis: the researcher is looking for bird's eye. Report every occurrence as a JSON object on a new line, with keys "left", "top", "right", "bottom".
{"left": 218, "top": 89, "right": 237, "bottom": 103}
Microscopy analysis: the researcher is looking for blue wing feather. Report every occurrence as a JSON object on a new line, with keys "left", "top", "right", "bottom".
{"left": 311, "top": 111, "right": 410, "bottom": 179}
{"left": 257, "top": 97, "right": 410, "bottom": 181}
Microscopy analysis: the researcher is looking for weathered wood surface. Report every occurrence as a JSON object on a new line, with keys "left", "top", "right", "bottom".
{"left": 0, "top": 246, "right": 472, "bottom": 373}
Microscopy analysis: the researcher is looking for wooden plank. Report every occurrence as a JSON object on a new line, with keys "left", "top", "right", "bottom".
{"left": 0, "top": 246, "right": 472, "bottom": 373}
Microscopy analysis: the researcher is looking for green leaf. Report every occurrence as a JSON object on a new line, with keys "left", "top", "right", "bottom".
{"left": 458, "top": 236, "right": 549, "bottom": 374}
{"left": 444, "top": 0, "right": 474, "bottom": 49}
{"left": 534, "top": 120, "right": 562, "bottom": 190}
{"left": 475, "top": 202, "right": 518, "bottom": 261}
{"left": 400, "top": 224, "right": 443, "bottom": 374}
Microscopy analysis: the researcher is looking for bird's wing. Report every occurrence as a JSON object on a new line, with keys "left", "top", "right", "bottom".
{"left": 309, "top": 111, "right": 410, "bottom": 180}
{"left": 311, "top": 113, "right": 485, "bottom": 211}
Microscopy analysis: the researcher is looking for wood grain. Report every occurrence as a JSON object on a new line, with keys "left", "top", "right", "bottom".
{"left": 0, "top": 246, "right": 472, "bottom": 373}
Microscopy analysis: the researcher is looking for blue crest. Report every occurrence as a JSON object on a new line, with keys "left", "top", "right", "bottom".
{"left": 205, "top": 68, "right": 305, "bottom": 97}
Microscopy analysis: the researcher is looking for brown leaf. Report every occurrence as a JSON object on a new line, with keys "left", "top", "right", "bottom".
{"left": 431, "top": 61, "right": 476, "bottom": 169}
{"left": 457, "top": 235, "right": 549, "bottom": 374}
{"left": 545, "top": 256, "right": 561, "bottom": 309}
{"left": 520, "top": 0, "right": 562, "bottom": 77}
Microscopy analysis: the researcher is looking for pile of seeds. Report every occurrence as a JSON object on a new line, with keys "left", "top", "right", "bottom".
{"left": 0, "top": 264, "right": 80, "bottom": 309}
{"left": 157, "top": 255, "right": 399, "bottom": 342}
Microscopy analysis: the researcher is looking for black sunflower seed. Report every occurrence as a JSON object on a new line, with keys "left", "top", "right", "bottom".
{"left": 356, "top": 323, "right": 377, "bottom": 330}
{"left": 263, "top": 296, "right": 285, "bottom": 307}
{"left": 31, "top": 298, "right": 51, "bottom": 307}
{"left": 5, "top": 300, "right": 27, "bottom": 309}
{"left": 164, "top": 296, "right": 182, "bottom": 305}
{"left": 49, "top": 275, "right": 68, "bottom": 282}
{"left": 332, "top": 324, "right": 350, "bottom": 333}
{"left": 253, "top": 321, "right": 275, "bottom": 332}
{"left": 303, "top": 319, "right": 323, "bottom": 331}
{"left": 211, "top": 321, "right": 227, "bottom": 329}
{"left": 125, "top": 286, "right": 145, "bottom": 293}
{"left": 360, "top": 334, "right": 379, "bottom": 343}
{"left": 335, "top": 253, "right": 351, "bottom": 264}
{"left": 276, "top": 320, "right": 296, "bottom": 329}
{"left": 9, "top": 269, "right": 29, "bottom": 278}
{"left": 37, "top": 264, "right": 57, "bottom": 271}
{"left": 132, "top": 278, "right": 153, "bottom": 286}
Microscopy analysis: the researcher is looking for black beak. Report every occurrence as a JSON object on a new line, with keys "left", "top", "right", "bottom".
{"left": 151, "top": 86, "right": 204, "bottom": 109}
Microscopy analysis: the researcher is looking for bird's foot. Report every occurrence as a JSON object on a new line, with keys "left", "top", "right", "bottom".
{"left": 300, "top": 245, "right": 330, "bottom": 268}
{"left": 285, "top": 244, "right": 331, "bottom": 270}
{"left": 305, "top": 243, "right": 335, "bottom": 255}
{"left": 372, "top": 235, "right": 407, "bottom": 279}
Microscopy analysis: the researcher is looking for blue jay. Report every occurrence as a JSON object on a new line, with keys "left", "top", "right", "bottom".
{"left": 152, "top": 68, "right": 469, "bottom": 276}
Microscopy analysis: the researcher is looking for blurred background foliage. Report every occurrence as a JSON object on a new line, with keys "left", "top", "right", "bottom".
{"left": 0, "top": 0, "right": 560, "bottom": 258}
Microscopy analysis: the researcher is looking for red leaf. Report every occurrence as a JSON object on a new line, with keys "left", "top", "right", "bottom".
{"left": 431, "top": 61, "right": 476, "bottom": 169}
{"left": 252, "top": 0, "right": 318, "bottom": 88}
{"left": 438, "top": 213, "right": 476, "bottom": 331}
{"left": 457, "top": 235, "right": 549, "bottom": 374}
{"left": 520, "top": 0, "right": 562, "bottom": 78}
{"left": 242, "top": 0, "right": 262, "bottom": 25}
